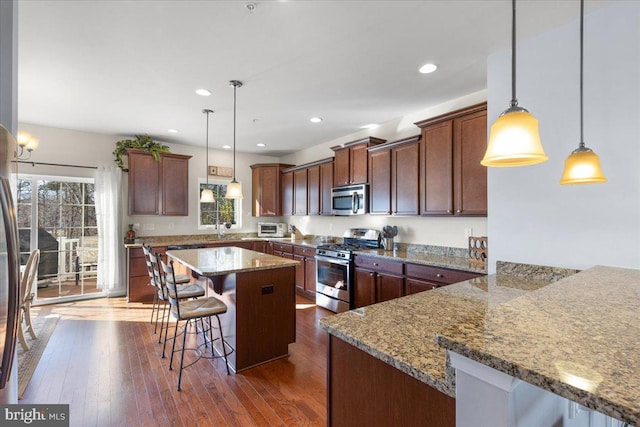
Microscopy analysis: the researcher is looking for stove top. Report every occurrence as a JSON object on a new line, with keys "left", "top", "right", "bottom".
{"left": 316, "top": 228, "right": 381, "bottom": 260}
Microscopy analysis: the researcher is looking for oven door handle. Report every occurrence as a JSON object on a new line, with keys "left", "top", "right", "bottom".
{"left": 315, "top": 255, "right": 351, "bottom": 266}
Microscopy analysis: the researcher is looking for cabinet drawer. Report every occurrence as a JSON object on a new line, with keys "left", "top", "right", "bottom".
{"left": 272, "top": 242, "right": 293, "bottom": 253}
{"left": 405, "top": 263, "right": 480, "bottom": 285}
{"left": 354, "top": 256, "right": 403, "bottom": 275}
{"left": 293, "top": 245, "right": 316, "bottom": 257}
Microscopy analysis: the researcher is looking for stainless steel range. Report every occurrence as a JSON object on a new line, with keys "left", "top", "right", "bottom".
{"left": 315, "top": 228, "right": 381, "bottom": 313}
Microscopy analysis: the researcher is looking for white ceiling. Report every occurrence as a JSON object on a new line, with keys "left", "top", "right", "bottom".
{"left": 18, "top": 0, "right": 605, "bottom": 157}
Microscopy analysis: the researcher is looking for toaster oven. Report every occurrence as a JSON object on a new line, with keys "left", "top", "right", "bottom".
{"left": 258, "top": 222, "right": 286, "bottom": 238}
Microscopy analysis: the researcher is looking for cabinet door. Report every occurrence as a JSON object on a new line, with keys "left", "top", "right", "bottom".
{"left": 392, "top": 141, "right": 420, "bottom": 215}
{"left": 421, "top": 120, "right": 454, "bottom": 215}
{"left": 281, "top": 171, "right": 294, "bottom": 215}
{"left": 252, "top": 165, "right": 280, "bottom": 216}
{"left": 375, "top": 273, "right": 404, "bottom": 303}
{"left": 350, "top": 144, "right": 369, "bottom": 185}
{"left": 307, "top": 165, "right": 320, "bottom": 215}
{"left": 293, "top": 168, "right": 308, "bottom": 215}
{"left": 305, "top": 257, "right": 316, "bottom": 293}
{"left": 161, "top": 155, "right": 189, "bottom": 216}
{"left": 251, "top": 241, "right": 268, "bottom": 253}
{"left": 128, "top": 151, "right": 159, "bottom": 215}
{"left": 405, "top": 277, "right": 439, "bottom": 295}
{"left": 320, "top": 161, "right": 334, "bottom": 215}
{"left": 354, "top": 268, "right": 376, "bottom": 308}
{"left": 368, "top": 149, "right": 391, "bottom": 215}
{"left": 294, "top": 254, "right": 305, "bottom": 291}
{"left": 454, "top": 110, "right": 487, "bottom": 216}
{"left": 334, "top": 148, "right": 350, "bottom": 187}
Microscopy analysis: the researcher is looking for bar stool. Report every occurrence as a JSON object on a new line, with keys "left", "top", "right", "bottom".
{"left": 160, "top": 257, "right": 231, "bottom": 391}
{"left": 142, "top": 244, "right": 191, "bottom": 334}
{"left": 150, "top": 251, "right": 206, "bottom": 345}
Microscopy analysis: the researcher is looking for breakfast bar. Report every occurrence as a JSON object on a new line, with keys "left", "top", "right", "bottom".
{"left": 166, "top": 246, "right": 299, "bottom": 372}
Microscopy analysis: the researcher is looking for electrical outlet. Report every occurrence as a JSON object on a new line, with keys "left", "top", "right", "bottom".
{"left": 465, "top": 227, "right": 473, "bottom": 238}
{"left": 168, "top": 223, "right": 174, "bottom": 230}
{"left": 143, "top": 223, "right": 155, "bottom": 231}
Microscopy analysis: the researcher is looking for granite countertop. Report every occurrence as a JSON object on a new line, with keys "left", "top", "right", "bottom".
{"left": 319, "top": 265, "right": 569, "bottom": 397}
{"left": 436, "top": 266, "right": 640, "bottom": 426}
{"left": 165, "top": 246, "right": 299, "bottom": 276}
{"left": 354, "top": 248, "right": 484, "bottom": 274}
{"left": 125, "top": 235, "right": 327, "bottom": 249}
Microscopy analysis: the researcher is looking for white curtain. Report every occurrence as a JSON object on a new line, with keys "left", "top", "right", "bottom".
{"left": 95, "top": 166, "right": 125, "bottom": 294}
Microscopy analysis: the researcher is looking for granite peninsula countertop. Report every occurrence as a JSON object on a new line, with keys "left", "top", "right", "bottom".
{"left": 166, "top": 246, "right": 299, "bottom": 276}
{"left": 436, "top": 265, "right": 640, "bottom": 426}
{"left": 319, "top": 263, "right": 575, "bottom": 397}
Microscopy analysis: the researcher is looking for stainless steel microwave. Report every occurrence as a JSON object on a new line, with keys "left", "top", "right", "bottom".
{"left": 258, "top": 222, "right": 287, "bottom": 237}
{"left": 332, "top": 184, "right": 368, "bottom": 216}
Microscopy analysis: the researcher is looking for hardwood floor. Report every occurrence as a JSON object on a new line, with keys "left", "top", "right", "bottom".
{"left": 22, "top": 295, "right": 332, "bottom": 427}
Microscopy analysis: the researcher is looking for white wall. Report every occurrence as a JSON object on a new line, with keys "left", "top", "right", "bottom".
{"left": 487, "top": 2, "right": 640, "bottom": 272}
{"left": 280, "top": 90, "right": 489, "bottom": 248}
{"left": 16, "top": 123, "right": 280, "bottom": 237}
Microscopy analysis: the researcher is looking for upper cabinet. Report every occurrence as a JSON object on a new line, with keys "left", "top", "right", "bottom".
{"left": 331, "top": 137, "right": 386, "bottom": 186}
{"left": 126, "top": 149, "right": 191, "bottom": 216}
{"left": 251, "top": 163, "right": 294, "bottom": 217}
{"left": 281, "top": 158, "right": 334, "bottom": 216}
{"left": 368, "top": 135, "right": 421, "bottom": 216}
{"left": 415, "top": 103, "right": 487, "bottom": 217}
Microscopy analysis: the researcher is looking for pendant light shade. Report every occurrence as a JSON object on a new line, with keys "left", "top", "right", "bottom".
{"left": 200, "top": 109, "right": 216, "bottom": 203}
{"left": 226, "top": 80, "right": 244, "bottom": 200}
{"left": 560, "top": 0, "right": 606, "bottom": 185}
{"left": 482, "top": 108, "right": 547, "bottom": 166}
{"left": 482, "top": 0, "right": 547, "bottom": 167}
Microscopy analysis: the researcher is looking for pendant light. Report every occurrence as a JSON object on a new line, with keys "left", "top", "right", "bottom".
{"left": 559, "top": 0, "right": 607, "bottom": 185}
{"left": 200, "top": 109, "right": 215, "bottom": 203}
{"left": 481, "top": 0, "right": 547, "bottom": 167}
{"left": 225, "top": 80, "right": 244, "bottom": 199}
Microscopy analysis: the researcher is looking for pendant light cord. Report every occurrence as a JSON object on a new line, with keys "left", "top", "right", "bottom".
{"left": 579, "top": 0, "right": 585, "bottom": 148}
{"left": 510, "top": 0, "right": 517, "bottom": 106}
{"left": 206, "top": 110, "right": 210, "bottom": 186}
{"left": 233, "top": 84, "right": 237, "bottom": 181}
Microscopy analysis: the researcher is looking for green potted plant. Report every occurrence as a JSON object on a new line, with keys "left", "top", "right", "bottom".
{"left": 113, "top": 134, "right": 170, "bottom": 170}
{"left": 219, "top": 199, "right": 235, "bottom": 228}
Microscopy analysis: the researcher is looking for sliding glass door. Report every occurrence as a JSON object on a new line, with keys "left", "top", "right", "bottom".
{"left": 16, "top": 175, "right": 104, "bottom": 303}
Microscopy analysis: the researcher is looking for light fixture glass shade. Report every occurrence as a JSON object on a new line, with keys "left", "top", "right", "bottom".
{"left": 225, "top": 180, "right": 243, "bottom": 199}
{"left": 17, "top": 131, "right": 31, "bottom": 147}
{"left": 25, "top": 137, "right": 39, "bottom": 151}
{"left": 200, "top": 188, "right": 215, "bottom": 203}
{"left": 481, "top": 110, "right": 548, "bottom": 167}
{"left": 560, "top": 149, "right": 607, "bottom": 184}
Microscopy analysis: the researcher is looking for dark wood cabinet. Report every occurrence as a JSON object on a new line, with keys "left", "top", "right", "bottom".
{"left": 250, "top": 163, "right": 293, "bottom": 217}
{"left": 320, "top": 161, "right": 334, "bottom": 216}
{"left": 454, "top": 109, "right": 488, "bottom": 216}
{"left": 415, "top": 103, "right": 487, "bottom": 217}
{"left": 405, "top": 262, "right": 483, "bottom": 295}
{"left": 272, "top": 242, "right": 294, "bottom": 260}
{"left": 368, "top": 135, "right": 420, "bottom": 216}
{"left": 331, "top": 137, "right": 386, "bottom": 186}
{"left": 281, "top": 171, "right": 294, "bottom": 216}
{"left": 294, "top": 245, "right": 317, "bottom": 298}
{"left": 307, "top": 165, "right": 320, "bottom": 215}
{"left": 405, "top": 277, "right": 439, "bottom": 295}
{"left": 354, "top": 256, "right": 404, "bottom": 307}
{"left": 127, "top": 245, "right": 168, "bottom": 302}
{"left": 127, "top": 149, "right": 191, "bottom": 216}
{"left": 293, "top": 168, "right": 308, "bottom": 215}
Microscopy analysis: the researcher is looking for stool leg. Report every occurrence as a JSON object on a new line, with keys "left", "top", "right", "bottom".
{"left": 215, "top": 314, "right": 230, "bottom": 375}
{"left": 150, "top": 288, "right": 157, "bottom": 325}
{"left": 169, "top": 320, "right": 179, "bottom": 369}
{"left": 177, "top": 319, "right": 189, "bottom": 391}
{"left": 157, "top": 300, "right": 167, "bottom": 344}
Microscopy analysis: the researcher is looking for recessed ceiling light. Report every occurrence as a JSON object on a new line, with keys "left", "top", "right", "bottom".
{"left": 310, "top": 117, "right": 323, "bottom": 123}
{"left": 167, "top": 129, "right": 178, "bottom": 134}
{"left": 256, "top": 143, "right": 266, "bottom": 147}
{"left": 222, "top": 145, "right": 231, "bottom": 149}
{"left": 195, "top": 88, "right": 211, "bottom": 96}
{"left": 418, "top": 63, "right": 438, "bottom": 74}
{"left": 360, "top": 124, "right": 379, "bottom": 130}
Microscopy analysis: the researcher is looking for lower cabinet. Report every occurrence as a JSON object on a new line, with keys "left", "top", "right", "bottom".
{"left": 294, "top": 245, "right": 316, "bottom": 298}
{"left": 405, "top": 263, "right": 482, "bottom": 295}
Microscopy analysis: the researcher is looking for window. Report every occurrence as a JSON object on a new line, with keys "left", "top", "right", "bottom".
{"left": 198, "top": 180, "right": 242, "bottom": 230}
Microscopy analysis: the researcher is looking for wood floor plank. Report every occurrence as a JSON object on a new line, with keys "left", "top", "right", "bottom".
{"left": 21, "top": 296, "right": 330, "bottom": 427}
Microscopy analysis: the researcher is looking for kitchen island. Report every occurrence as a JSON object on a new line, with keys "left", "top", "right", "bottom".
{"left": 166, "top": 246, "right": 298, "bottom": 372}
